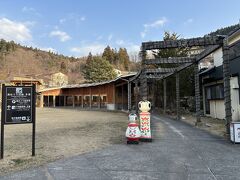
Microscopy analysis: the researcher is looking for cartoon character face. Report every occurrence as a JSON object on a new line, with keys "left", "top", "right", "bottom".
{"left": 138, "top": 101, "right": 151, "bottom": 112}
{"left": 129, "top": 113, "right": 137, "bottom": 123}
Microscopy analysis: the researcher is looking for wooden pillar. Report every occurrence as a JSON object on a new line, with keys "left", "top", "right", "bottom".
{"left": 176, "top": 73, "right": 180, "bottom": 120}
{"left": 163, "top": 79, "right": 167, "bottom": 114}
{"left": 134, "top": 81, "right": 139, "bottom": 114}
{"left": 90, "top": 88, "right": 92, "bottom": 108}
{"left": 72, "top": 95, "right": 75, "bottom": 108}
{"left": 47, "top": 95, "right": 50, "bottom": 107}
{"left": 81, "top": 96, "right": 84, "bottom": 108}
{"left": 112, "top": 84, "right": 116, "bottom": 106}
{"left": 98, "top": 87, "right": 101, "bottom": 109}
{"left": 40, "top": 94, "right": 43, "bottom": 108}
{"left": 53, "top": 96, "right": 56, "bottom": 108}
{"left": 128, "top": 81, "right": 132, "bottom": 111}
{"left": 121, "top": 84, "right": 124, "bottom": 110}
{"left": 77, "top": 96, "right": 80, "bottom": 107}
{"left": 63, "top": 96, "right": 66, "bottom": 106}
{"left": 98, "top": 95, "right": 101, "bottom": 109}
{"left": 194, "top": 62, "right": 201, "bottom": 125}
{"left": 223, "top": 40, "right": 232, "bottom": 134}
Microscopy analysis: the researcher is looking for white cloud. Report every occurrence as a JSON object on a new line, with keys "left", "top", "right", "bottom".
{"left": 0, "top": 18, "right": 32, "bottom": 42}
{"left": 141, "top": 17, "right": 167, "bottom": 39}
{"left": 108, "top": 34, "right": 113, "bottom": 41}
{"left": 22, "top": 6, "right": 41, "bottom": 17}
{"left": 115, "top": 39, "right": 140, "bottom": 54}
{"left": 97, "top": 35, "right": 103, "bottom": 40}
{"left": 116, "top": 39, "right": 125, "bottom": 46}
{"left": 144, "top": 17, "right": 167, "bottom": 29}
{"left": 80, "top": 16, "right": 86, "bottom": 21}
{"left": 49, "top": 30, "right": 71, "bottom": 42}
{"left": 126, "top": 44, "right": 140, "bottom": 53}
{"left": 70, "top": 40, "right": 140, "bottom": 57}
{"left": 184, "top": 18, "right": 194, "bottom": 25}
{"left": 23, "top": 21, "right": 36, "bottom": 27}
{"left": 70, "top": 43, "right": 106, "bottom": 56}
{"left": 140, "top": 32, "right": 146, "bottom": 38}
{"left": 59, "top": 13, "right": 86, "bottom": 25}
{"left": 22, "top": 6, "right": 35, "bottom": 12}
{"left": 59, "top": 18, "right": 66, "bottom": 24}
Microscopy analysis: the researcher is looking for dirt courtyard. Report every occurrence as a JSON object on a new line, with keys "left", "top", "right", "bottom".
{"left": 0, "top": 108, "right": 128, "bottom": 175}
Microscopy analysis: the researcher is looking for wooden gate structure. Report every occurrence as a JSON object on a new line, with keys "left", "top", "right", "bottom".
{"left": 129, "top": 29, "right": 240, "bottom": 132}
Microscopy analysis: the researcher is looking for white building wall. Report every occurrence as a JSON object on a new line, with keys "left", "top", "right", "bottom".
{"left": 231, "top": 77, "right": 240, "bottom": 121}
{"left": 206, "top": 77, "right": 240, "bottom": 121}
{"left": 209, "top": 100, "right": 225, "bottom": 119}
{"left": 107, "top": 104, "right": 115, "bottom": 110}
{"left": 213, "top": 48, "right": 223, "bottom": 67}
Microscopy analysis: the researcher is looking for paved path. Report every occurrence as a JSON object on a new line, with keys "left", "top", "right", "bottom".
{"left": 1, "top": 115, "right": 240, "bottom": 180}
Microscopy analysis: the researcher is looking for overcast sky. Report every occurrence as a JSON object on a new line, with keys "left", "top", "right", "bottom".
{"left": 0, "top": 0, "right": 239, "bottom": 57}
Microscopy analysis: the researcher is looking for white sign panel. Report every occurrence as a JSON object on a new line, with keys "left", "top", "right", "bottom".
{"left": 230, "top": 122, "right": 240, "bottom": 143}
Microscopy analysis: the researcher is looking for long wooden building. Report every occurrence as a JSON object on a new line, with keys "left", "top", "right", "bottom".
{"left": 38, "top": 73, "right": 136, "bottom": 111}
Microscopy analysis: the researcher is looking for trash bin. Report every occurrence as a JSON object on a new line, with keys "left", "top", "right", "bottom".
{"left": 230, "top": 122, "right": 240, "bottom": 143}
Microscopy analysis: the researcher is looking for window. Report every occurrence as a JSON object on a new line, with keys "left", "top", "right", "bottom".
{"left": 206, "top": 84, "right": 224, "bottom": 100}
{"left": 215, "top": 84, "right": 224, "bottom": 99}
{"left": 206, "top": 87, "right": 211, "bottom": 100}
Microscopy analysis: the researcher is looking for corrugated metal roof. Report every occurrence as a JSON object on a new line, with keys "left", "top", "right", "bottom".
{"left": 63, "top": 73, "right": 137, "bottom": 89}
{"left": 38, "top": 87, "right": 63, "bottom": 92}
{"left": 39, "top": 73, "right": 137, "bottom": 92}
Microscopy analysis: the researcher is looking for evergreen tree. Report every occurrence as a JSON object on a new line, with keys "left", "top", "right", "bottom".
{"left": 151, "top": 31, "right": 194, "bottom": 109}
{"left": 60, "top": 61, "right": 67, "bottom": 73}
{"left": 117, "top": 48, "right": 130, "bottom": 70}
{"left": 86, "top": 52, "right": 93, "bottom": 64}
{"left": 83, "top": 56, "right": 117, "bottom": 82}
{"left": 102, "top": 46, "right": 115, "bottom": 64}
{"left": 153, "top": 32, "right": 188, "bottom": 62}
{"left": 0, "top": 39, "right": 7, "bottom": 52}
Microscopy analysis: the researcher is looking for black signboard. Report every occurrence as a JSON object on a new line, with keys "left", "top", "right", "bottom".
{"left": 4, "top": 86, "right": 33, "bottom": 124}
{"left": 1, "top": 85, "right": 36, "bottom": 159}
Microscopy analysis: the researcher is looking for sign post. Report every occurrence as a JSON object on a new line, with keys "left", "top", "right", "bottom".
{"left": 1, "top": 84, "right": 36, "bottom": 159}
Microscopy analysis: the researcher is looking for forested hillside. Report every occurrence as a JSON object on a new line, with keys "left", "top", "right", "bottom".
{"left": 0, "top": 39, "right": 140, "bottom": 84}
{"left": 207, "top": 24, "right": 239, "bottom": 36}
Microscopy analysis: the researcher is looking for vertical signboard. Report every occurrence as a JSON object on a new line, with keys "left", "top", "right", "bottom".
{"left": 230, "top": 122, "right": 240, "bottom": 143}
{"left": 1, "top": 85, "right": 36, "bottom": 159}
{"left": 4, "top": 86, "right": 33, "bottom": 124}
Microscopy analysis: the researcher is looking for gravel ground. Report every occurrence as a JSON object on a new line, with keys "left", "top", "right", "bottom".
{"left": 180, "top": 114, "right": 227, "bottom": 137}
{"left": 0, "top": 108, "right": 127, "bottom": 175}
{"left": 154, "top": 108, "right": 226, "bottom": 138}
